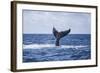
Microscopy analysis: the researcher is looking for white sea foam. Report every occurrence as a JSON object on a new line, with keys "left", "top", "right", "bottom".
{"left": 23, "top": 44, "right": 88, "bottom": 49}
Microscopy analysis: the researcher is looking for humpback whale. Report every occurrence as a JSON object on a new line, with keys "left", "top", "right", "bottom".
{"left": 53, "top": 27, "right": 71, "bottom": 46}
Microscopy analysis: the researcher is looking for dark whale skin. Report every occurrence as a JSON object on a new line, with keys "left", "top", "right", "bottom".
{"left": 53, "top": 27, "right": 71, "bottom": 46}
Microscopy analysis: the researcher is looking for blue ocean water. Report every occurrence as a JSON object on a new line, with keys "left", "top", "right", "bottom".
{"left": 23, "top": 34, "right": 91, "bottom": 62}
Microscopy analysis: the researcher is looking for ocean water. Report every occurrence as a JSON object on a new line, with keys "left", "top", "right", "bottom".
{"left": 23, "top": 34, "right": 91, "bottom": 62}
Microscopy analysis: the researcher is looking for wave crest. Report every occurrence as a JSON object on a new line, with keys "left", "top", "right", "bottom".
{"left": 23, "top": 44, "right": 88, "bottom": 49}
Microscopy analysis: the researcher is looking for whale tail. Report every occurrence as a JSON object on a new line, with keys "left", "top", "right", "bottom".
{"left": 53, "top": 27, "right": 71, "bottom": 46}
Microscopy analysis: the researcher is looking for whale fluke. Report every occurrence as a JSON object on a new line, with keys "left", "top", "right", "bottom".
{"left": 53, "top": 27, "right": 71, "bottom": 46}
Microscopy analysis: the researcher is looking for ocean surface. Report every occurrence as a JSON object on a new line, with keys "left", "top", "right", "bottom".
{"left": 23, "top": 34, "right": 91, "bottom": 62}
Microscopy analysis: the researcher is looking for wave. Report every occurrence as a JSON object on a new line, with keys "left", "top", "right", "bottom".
{"left": 23, "top": 44, "right": 88, "bottom": 49}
